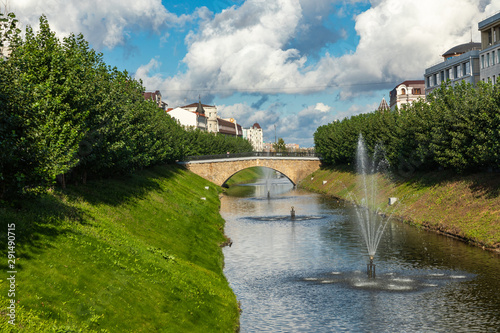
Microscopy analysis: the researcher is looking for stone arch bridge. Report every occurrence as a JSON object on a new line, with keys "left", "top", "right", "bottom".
{"left": 178, "top": 152, "right": 322, "bottom": 186}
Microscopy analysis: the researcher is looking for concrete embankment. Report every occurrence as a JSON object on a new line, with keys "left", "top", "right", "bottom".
{"left": 299, "top": 166, "right": 500, "bottom": 254}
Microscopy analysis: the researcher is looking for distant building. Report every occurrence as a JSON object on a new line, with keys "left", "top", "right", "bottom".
{"left": 478, "top": 12, "right": 500, "bottom": 83}
{"left": 243, "top": 123, "right": 263, "bottom": 151}
{"left": 389, "top": 80, "right": 425, "bottom": 110}
{"left": 217, "top": 118, "right": 242, "bottom": 137}
{"left": 143, "top": 90, "right": 167, "bottom": 110}
{"left": 424, "top": 42, "right": 481, "bottom": 96}
{"left": 285, "top": 143, "right": 300, "bottom": 152}
{"left": 179, "top": 100, "right": 219, "bottom": 133}
{"left": 263, "top": 142, "right": 274, "bottom": 152}
{"left": 166, "top": 107, "right": 207, "bottom": 131}
{"left": 377, "top": 97, "right": 390, "bottom": 112}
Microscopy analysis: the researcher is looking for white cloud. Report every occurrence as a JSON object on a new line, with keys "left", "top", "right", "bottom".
{"left": 11, "top": 0, "right": 193, "bottom": 49}
{"left": 138, "top": 0, "right": 498, "bottom": 107}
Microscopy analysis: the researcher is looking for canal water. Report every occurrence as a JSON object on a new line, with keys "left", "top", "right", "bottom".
{"left": 221, "top": 177, "right": 500, "bottom": 333}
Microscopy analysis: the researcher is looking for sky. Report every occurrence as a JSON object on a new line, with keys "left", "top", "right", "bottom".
{"left": 6, "top": 0, "right": 500, "bottom": 147}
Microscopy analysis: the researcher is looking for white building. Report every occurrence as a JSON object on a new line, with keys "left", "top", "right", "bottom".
{"left": 166, "top": 107, "right": 207, "bottom": 131}
{"left": 179, "top": 101, "right": 219, "bottom": 133}
{"left": 389, "top": 80, "right": 425, "bottom": 110}
{"left": 243, "top": 123, "right": 263, "bottom": 151}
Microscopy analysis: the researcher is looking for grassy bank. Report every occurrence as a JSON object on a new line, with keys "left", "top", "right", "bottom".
{"left": 300, "top": 166, "right": 500, "bottom": 253}
{"left": 223, "top": 166, "right": 265, "bottom": 187}
{"left": 0, "top": 165, "right": 239, "bottom": 332}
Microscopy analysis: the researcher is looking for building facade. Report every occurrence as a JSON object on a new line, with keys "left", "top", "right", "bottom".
{"left": 166, "top": 107, "right": 207, "bottom": 131}
{"left": 180, "top": 101, "right": 219, "bottom": 133}
{"left": 243, "top": 123, "right": 263, "bottom": 151}
{"left": 424, "top": 42, "right": 481, "bottom": 96}
{"left": 478, "top": 12, "right": 500, "bottom": 83}
{"left": 143, "top": 90, "right": 167, "bottom": 110}
{"left": 389, "top": 80, "right": 425, "bottom": 110}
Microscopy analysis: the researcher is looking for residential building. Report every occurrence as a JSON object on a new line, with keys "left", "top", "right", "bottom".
{"left": 478, "top": 12, "right": 500, "bottom": 83}
{"left": 286, "top": 143, "right": 300, "bottom": 152}
{"left": 389, "top": 80, "right": 425, "bottom": 110}
{"left": 166, "top": 107, "right": 207, "bottom": 131}
{"left": 143, "top": 90, "right": 167, "bottom": 110}
{"left": 243, "top": 123, "right": 264, "bottom": 151}
{"left": 217, "top": 118, "right": 242, "bottom": 137}
{"left": 424, "top": 42, "right": 481, "bottom": 96}
{"left": 180, "top": 101, "right": 219, "bottom": 133}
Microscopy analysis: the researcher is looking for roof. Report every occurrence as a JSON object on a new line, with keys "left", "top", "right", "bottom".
{"left": 442, "top": 42, "right": 481, "bottom": 57}
{"left": 395, "top": 80, "right": 425, "bottom": 87}
{"left": 377, "top": 98, "right": 390, "bottom": 111}
{"left": 252, "top": 123, "right": 261, "bottom": 129}
{"left": 180, "top": 102, "right": 215, "bottom": 108}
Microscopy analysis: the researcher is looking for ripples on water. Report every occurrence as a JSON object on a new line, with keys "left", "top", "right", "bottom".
{"left": 221, "top": 182, "right": 500, "bottom": 333}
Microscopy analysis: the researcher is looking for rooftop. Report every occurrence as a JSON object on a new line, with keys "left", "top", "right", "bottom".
{"left": 442, "top": 42, "right": 481, "bottom": 58}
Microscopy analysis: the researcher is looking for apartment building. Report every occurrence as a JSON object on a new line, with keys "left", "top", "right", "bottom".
{"left": 424, "top": 42, "right": 481, "bottom": 96}
{"left": 478, "top": 12, "right": 500, "bottom": 83}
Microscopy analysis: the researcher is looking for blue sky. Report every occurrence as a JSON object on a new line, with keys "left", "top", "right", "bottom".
{"left": 10, "top": 0, "right": 500, "bottom": 147}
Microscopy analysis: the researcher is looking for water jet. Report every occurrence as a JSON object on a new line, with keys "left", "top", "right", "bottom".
{"left": 355, "top": 134, "right": 390, "bottom": 278}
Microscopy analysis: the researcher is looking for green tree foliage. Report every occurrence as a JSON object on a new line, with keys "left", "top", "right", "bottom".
{"left": 0, "top": 13, "right": 252, "bottom": 199}
{"left": 180, "top": 128, "right": 253, "bottom": 156}
{"left": 315, "top": 81, "right": 500, "bottom": 174}
{"left": 273, "top": 137, "right": 286, "bottom": 152}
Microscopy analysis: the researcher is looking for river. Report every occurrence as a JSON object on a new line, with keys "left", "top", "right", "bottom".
{"left": 221, "top": 177, "right": 500, "bottom": 332}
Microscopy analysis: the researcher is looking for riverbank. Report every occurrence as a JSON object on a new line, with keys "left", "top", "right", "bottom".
{"left": 0, "top": 165, "right": 239, "bottom": 332}
{"left": 299, "top": 165, "right": 500, "bottom": 254}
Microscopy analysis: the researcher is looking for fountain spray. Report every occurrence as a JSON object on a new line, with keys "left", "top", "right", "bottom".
{"left": 355, "top": 134, "right": 390, "bottom": 278}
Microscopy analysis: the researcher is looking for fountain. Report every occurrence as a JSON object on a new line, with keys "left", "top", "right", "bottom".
{"left": 355, "top": 134, "right": 390, "bottom": 278}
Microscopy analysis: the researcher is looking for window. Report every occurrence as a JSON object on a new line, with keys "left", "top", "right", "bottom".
{"left": 401, "top": 88, "right": 406, "bottom": 95}
{"left": 487, "top": 53, "right": 490, "bottom": 67}
{"left": 462, "top": 63, "right": 467, "bottom": 76}
{"left": 493, "top": 51, "right": 496, "bottom": 65}
{"left": 414, "top": 88, "right": 421, "bottom": 94}
{"left": 440, "top": 71, "right": 445, "bottom": 82}
{"left": 465, "top": 61, "right": 470, "bottom": 75}
{"left": 482, "top": 55, "right": 485, "bottom": 69}
{"left": 497, "top": 49, "right": 500, "bottom": 63}
{"left": 426, "top": 77, "right": 430, "bottom": 87}
{"left": 433, "top": 74, "right": 438, "bottom": 86}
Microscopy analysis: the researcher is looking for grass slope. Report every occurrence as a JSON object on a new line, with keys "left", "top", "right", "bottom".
{"left": 223, "top": 167, "right": 265, "bottom": 187}
{"left": 0, "top": 165, "right": 239, "bottom": 332}
{"left": 300, "top": 166, "right": 500, "bottom": 253}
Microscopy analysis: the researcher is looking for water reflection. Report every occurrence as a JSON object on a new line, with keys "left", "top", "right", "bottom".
{"left": 221, "top": 180, "right": 500, "bottom": 333}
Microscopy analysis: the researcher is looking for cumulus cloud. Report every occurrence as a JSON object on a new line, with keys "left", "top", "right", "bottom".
{"left": 139, "top": 0, "right": 498, "bottom": 107}
{"left": 11, "top": 0, "right": 194, "bottom": 49}
{"left": 217, "top": 101, "right": 337, "bottom": 147}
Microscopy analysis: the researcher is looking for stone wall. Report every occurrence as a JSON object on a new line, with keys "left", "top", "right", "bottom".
{"left": 181, "top": 157, "right": 321, "bottom": 186}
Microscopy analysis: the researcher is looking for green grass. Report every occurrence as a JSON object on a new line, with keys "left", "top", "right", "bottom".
{"left": 301, "top": 166, "right": 500, "bottom": 252}
{"left": 0, "top": 165, "right": 239, "bottom": 332}
{"left": 223, "top": 167, "right": 265, "bottom": 187}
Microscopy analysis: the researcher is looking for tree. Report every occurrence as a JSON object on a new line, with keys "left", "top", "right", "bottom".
{"left": 273, "top": 138, "right": 287, "bottom": 152}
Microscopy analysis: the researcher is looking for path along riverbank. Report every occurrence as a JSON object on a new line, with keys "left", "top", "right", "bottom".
{"left": 299, "top": 166, "right": 500, "bottom": 254}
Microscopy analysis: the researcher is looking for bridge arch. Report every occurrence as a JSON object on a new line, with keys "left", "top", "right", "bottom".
{"left": 221, "top": 166, "right": 294, "bottom": 187}
{"left": 178, "top": 154, "right": 321, "bottom": 187}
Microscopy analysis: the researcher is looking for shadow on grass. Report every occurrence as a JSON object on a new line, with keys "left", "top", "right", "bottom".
{"left": 0, "top": 193, "right": 86, "bottom": 266}
{"left": 0, "top": 164, "right": 184, "bottom": 263}
{"left": 62, "top": 164, "right": 184, "bottom": 206}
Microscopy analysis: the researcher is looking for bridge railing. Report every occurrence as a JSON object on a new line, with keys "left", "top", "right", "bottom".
{"left": 182, "top": 151, "right": 322, "bottom": 162}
